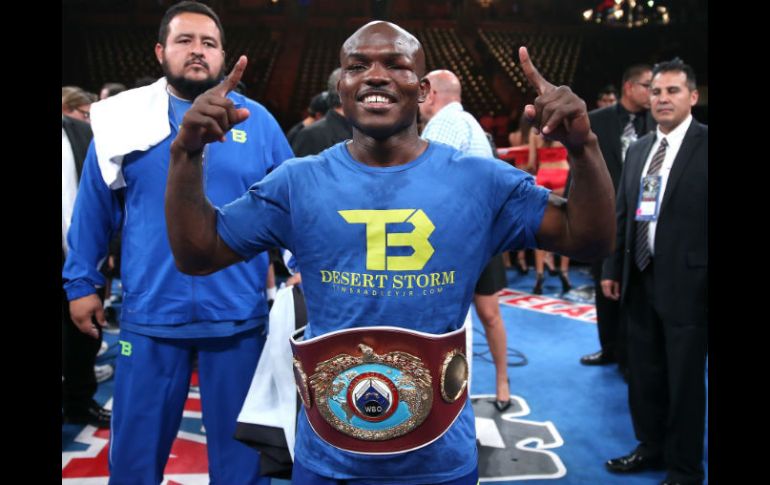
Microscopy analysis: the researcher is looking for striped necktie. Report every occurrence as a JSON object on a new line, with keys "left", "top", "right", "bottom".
{"left": 634, "top": 137, "right": 668, "bottom": 271}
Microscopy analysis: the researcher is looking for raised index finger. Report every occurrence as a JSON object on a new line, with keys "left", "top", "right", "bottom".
{"left": 212, "top": 55, "right": 247, "bottom": 97}
{"left": 519, "top": 46, "right": 554, "bottom": 96}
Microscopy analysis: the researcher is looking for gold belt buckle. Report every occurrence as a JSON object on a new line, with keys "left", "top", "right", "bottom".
{"left": 291, "top": 325, "right": 469, "bottom": 454}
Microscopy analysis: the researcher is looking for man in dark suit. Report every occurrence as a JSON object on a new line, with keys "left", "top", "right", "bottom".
{"left": 579, "top": 64, "right": 656, "bottom": 373}
{"left": 286, "top": 91, "right": 329, "bottom": 145}
{"left": 291, "top": 68, "right": 352, "bottom": 157}
{"left": 603, "top": 58, "right": 707, "bottom": 485}
{"left": 62, "top": 115, "right": 111, "bottom": 427}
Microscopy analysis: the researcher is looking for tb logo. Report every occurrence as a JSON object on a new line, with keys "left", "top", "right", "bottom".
{"left": 339, "top": 209, "right": 435, "bottom": 271}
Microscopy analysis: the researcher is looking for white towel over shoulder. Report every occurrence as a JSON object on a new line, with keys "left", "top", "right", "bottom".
{"left": 89, "top": 78, "right": 170, "bottom": 189}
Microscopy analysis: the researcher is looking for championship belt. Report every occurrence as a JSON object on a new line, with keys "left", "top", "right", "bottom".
{"left": 290, "top": 325, "right": 469, "bottom": 454}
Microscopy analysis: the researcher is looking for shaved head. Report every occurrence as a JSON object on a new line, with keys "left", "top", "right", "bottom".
{"left": 336, "top": 20, "right": 429, "bottom": 145}
{"left": 425, "top": 70, "right": 462, "bottom": 100}
{"left": 418, "top": 69, "right": 464, "bottom": 123}
{"left": 341, "top": 21, "right": 425, "bottom": 77}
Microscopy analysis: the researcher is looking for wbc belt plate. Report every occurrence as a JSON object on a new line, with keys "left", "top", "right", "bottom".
{"left": 290, "top": 325, "right": 469, "bottom": 454}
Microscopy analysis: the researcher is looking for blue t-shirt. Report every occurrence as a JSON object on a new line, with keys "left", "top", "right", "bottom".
{"left": 217, "top": 141, "right": 549, "bottom": 482}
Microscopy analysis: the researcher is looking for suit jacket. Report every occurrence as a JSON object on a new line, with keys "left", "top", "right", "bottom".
{"left": 563, "top": 105, "right": 653, "bottom": 203}
{"left": 589, "top": 104, "right": 656, "bottom": 190}
{"left": 290, "top": 109, "right": 352, "bottom": 157}
{"left": 603, "top": 120, "right": 708, "bottom": 325}
{"left": 62, "top": 116, "right": 94, "bottom": 265}
{"left": 62, "top": 116, "right": 93, "bottom": 179}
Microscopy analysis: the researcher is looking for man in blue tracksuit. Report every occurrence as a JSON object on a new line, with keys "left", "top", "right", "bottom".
{"left": 62, "top": 2, "right": 293, "bottom": 483}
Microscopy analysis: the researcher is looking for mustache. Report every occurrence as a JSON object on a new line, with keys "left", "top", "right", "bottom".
{"left": 185, "top": 56, "right": 209, "bottom": 69}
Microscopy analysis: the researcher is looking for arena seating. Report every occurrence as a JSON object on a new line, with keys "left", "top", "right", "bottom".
{"left": 478, "top": 29, "right": 582, "bottom": 95}
{"left": 80, "top": 26, "right": 279, "bottom": 98}
{"left": 418, "top": 27, "right": 501, "bottom": 118}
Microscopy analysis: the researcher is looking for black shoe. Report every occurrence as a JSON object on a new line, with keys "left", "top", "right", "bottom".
{"left": 559, "top": 270, "right": 572, "bottom": 293}
{"left": 532, "top": 273, "right": 544, "bottom": 295}
{"left": 580, "top": 350, "right": 616, "bottom": 366}
{"left": 606, "top": 450, "right": 664, "bottom": 473}
{"left": 63, "top": 401, "right": 111, "bottom": 429}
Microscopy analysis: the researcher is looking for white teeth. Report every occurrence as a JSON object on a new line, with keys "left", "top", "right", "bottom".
{"left": 363, "top": 95, "right": 391, "bottom": 104}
